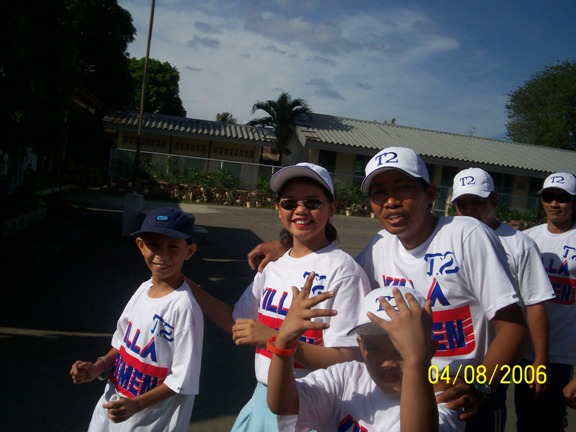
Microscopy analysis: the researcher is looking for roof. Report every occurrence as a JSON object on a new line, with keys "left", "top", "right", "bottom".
{"left": 295, "top": 113, "right": 576, "bottom": 176}
{"left": 103, "top": 110, "right": 277, "bottom": 145}
{"left": 103, "top": 110, "right": 576, "bottom": 177}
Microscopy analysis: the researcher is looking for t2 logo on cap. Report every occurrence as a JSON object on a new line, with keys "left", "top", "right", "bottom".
{"left": 550, "top": 175, "right": 566, "bottom": 184}
{"left": 459, "top": 176, "right": 476, "bottom": 186}
{"left": 375, "top": 151, "right": 399, "bottom": 166}
{"left": 156, "top": 215, "right": 170, "bottom": 221}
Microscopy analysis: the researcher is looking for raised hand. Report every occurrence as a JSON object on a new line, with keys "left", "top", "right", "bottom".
{"left": 274, "top": 272, "right": 336, "bottom": 349}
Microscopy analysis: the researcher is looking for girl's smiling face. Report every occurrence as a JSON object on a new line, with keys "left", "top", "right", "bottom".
{"left": 276, "top": 179, "right": 337, "bottom": 255}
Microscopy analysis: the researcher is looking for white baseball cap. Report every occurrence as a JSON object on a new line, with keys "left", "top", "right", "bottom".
{"left": 451, "top": 168, "right": 494, "bottom": 203}
{"left": 361, "top": 147, "right": 430, "bottom": 194}
{"left": 347, "top": 286, "right": 427, "bottom": 336}
{"left": 538, "top": 172, "right": 576, "bottom": 195}
{"left": 270, "top": 162, "right": 335, "bottom": 197}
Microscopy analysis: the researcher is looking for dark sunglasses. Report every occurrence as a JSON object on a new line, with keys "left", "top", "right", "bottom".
{"left": 279, "top": 199, "right": 324, "bottom": 210}
{"left": 541, "top": 192, "right": 574, "bottom": 204}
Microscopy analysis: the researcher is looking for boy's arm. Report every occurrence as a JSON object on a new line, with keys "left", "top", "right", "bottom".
{"left": 105, "top": 383, "right": 175, "bottom": 423}
{"left": 371, "top": 290, "right": 438, "bottom": 432}
{"left": 267, "top": 273, "right": 337, "bottom": 415}
{"left": 70, "top": 347, "right": 118, "bottom": 384}
{"left": 184, "top": 277, "right": 235, "bottom": 334}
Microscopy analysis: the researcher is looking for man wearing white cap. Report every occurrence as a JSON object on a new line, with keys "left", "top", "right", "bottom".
{"left": 354, "top": 147, "right": 527, "bottom": 432}
{"left": 451, "top": 167, "right": 555, "bottom": 427}
{"left": 515, "top": 172, "right": 576, "bottom": 432}
{"left": 249, "top": 148, "right": 528, "bottom": 432}
{"left": 267, "top": 273, "right": 463, "bottom": 431}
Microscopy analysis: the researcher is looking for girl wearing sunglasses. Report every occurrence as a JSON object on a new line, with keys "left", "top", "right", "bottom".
{"left": 516, "top": 172, "right": 576, "bottom": 432}
{"left": 189, "top": 163, "right": 371, "bottom": 432}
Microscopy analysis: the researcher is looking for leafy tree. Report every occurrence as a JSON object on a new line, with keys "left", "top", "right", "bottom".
{"left": 129, "top": 57, "right": 186, "bottom": 116}
{"left": 68, "top": 0, "right": 135, "bottom": 109}
{"left": 247, "top": 92, "right": 312, "bottom": 155}
{"left": 506, "top": 60, "right": 576, "bottom": 149}
{"left": 216, "top": 112, "right": 237, "bottom": 124}
{"left": 1, "top": 0, "right": 136, "bottom": 194}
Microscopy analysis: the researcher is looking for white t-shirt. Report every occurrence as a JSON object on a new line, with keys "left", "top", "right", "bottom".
{"left": 233, "top": 243, "right": 371, "bottom": 384}
{"left": 523, "top": 223, "right": 576, "bottom": 364}
{"left": 494, "top": 222, "right": 555, "bottom": 306}
{"left": 277, "top": 361, "right": 464, "bottom": 432}
{"left": 356, "top": 216, "right": 519, "bottom": 373}
{"left": 88, "top": 279, "right": 204, "bottom": 432}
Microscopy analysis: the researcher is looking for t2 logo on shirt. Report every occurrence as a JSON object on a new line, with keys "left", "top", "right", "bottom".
{"left": 424, "top": 251, "right": 459, "bottom": 276}
{"left": 303, "top": 271, "right": 327, "bottom": 295}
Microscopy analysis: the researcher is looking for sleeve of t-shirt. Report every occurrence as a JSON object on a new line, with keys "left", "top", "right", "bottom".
{"left": 515, "top": 239, "right": 555, "bottom": 306}
{"left": 462, "top": 224, "right": 520, "bottom": 320}
{"left": 320, "top": 264, "right": 372, "bottom": 347}
{"left": 232, "top": 275, "right": 262, "bottom": 320}
{"left": 164, "top": 295, "right": 204, "bottom": 395}
{"left": 354, "top": 233, "right": 383, "bottom": 290}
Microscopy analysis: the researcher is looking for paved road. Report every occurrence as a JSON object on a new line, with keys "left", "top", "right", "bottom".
{"left": 1, "top": 188, "right": 573, "bottom": 431}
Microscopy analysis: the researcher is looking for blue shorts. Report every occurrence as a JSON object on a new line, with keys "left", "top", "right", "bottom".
{"left": 231, "top": 382, "right": 279, "bottom": 432}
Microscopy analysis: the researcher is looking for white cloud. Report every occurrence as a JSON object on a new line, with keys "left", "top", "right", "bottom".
{"left": 116, "top": 0, "right": 575, "bottom": 139}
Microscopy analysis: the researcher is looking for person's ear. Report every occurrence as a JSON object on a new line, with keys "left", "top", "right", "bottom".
{"left": 328, "top": 199, "right": 338, "bottom": 217}
{"left": 489, "top": 192, "right": 499, "bottom": 208}
{"left": 356, "top": 335, "right": 364, "bottom": 351}
{"left": 426, "top": 183, "right": 438, "bottom": 203}
{"left": 135, "top": 237, "right": 146, "bottom": 255}
{"left": 186, "top": 242, "right": 198, "bottom": 260}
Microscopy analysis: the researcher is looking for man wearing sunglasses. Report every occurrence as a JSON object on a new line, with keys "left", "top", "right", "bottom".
{"left": 450, "top": 168, "right": 555, "bottom": 430}
{"left": 515, "top": 172, "right": 576, "bottom": 432}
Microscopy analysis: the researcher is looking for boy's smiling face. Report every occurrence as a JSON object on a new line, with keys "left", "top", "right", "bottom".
{"left": 357, "top": 333, "right": 403, "bottom": 396}
{"left": 136, "top": 233, "right": 196, "bottom": 285}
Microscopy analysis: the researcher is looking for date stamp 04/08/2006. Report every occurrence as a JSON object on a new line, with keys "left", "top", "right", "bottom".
{"left": 428, "top": 364, "right": 547, "bottom": 386}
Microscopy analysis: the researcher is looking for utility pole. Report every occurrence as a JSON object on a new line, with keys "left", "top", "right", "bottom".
{"left": 122, "top": 0, "right": 156, "bottom": 236}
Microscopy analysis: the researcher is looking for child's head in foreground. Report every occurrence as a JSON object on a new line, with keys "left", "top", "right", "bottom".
{"left": 131, "top": 207, "right": 197, "bottom": 284}
{"left": 348, "top": 286, "right": 435, "bottom": 396}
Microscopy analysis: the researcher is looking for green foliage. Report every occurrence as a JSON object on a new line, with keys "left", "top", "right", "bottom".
{"left": 334, "top": 183, "right": 371, "bottom": 216}
{"left": 2, "top": 0, "right": 136, "bottom": 194}
{"left": 506, "top": 60, "right": 576, "bottom": 149}
{"left": 130, "top": 57, "right": 186, "bottom": 116}
{"left": 216, "top": 112, "right": 237, "bottom": 124}
{"left": 495, "top": 203, "right": 542, "bottom": 229}
{"left": 248, "top": 92, "right": 312, "bottom": 155}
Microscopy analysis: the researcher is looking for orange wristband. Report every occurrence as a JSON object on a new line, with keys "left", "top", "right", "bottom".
{"left": 266, "top": 336, "right": 297, "bottom": 357}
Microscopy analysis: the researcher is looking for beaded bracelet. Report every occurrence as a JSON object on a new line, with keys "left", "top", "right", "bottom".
{"left": 97, "top": 356, "right": 109, "bottom": 381}
{"left": 266, "top": 336, "right": 297, "bottom": 357}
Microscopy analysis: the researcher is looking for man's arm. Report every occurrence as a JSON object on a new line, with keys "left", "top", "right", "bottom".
{"left": 436, "top": 303, "right": 528, "bottom": 421}
{"left": 247, "top": 239, "right": 288, "bottom": 272}
{"left": 481, "top": 303, "right": 529, "bottom": 388}
{"left": 525, "top": 303, "right": 551, "bottom": 395}
{"left": 564, "top": 374, "right": 576, "bottom": 409}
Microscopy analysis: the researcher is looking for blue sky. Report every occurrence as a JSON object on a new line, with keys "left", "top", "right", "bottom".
{"left": 117, "top": 0, "right": 575, "bottom": 140}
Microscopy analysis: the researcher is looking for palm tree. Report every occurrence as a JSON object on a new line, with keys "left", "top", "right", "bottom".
{"left": 247, "top": 92, "right": 312, "bottom": 155}
{"left": 215, "top": 111, "right": 237, "bottom": 124}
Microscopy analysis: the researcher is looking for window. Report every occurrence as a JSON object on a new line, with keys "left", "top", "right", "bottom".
{"left": 318, "top": 150, "right": 336, "bottom": 174}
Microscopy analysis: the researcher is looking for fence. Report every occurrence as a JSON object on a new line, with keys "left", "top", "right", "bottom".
{"left": 110, "top": 148, "right": 539, "bottom": 217}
